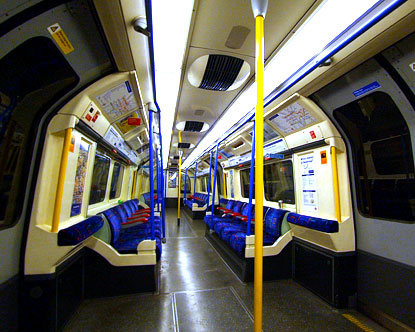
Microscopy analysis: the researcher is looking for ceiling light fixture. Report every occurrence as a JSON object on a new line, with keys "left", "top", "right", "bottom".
{"left": 152, "top": 0, "right": 195, "bottom": 169}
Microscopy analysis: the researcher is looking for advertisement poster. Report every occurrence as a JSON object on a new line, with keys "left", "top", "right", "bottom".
{"left": 300, "top": 153, "right": 318, "bottom": 212}
{"left": 71, "top": 141, "right": 90, "bottom": 216}
{"left": 230, "top": 170, "right": 234, "bottom": 198}
{"left": 168, "top": 171, "right": 177, "bottom": 188}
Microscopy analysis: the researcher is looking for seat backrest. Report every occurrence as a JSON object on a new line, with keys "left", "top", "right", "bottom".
{"left": 286, "top": 213, "right": 338, "bottom": 233}
{"left": 114, "top": 205, "right": 129, "bottom": 223}
{"left": 58, "top": 216, "right": 103, "bottom": 246}
{"left": 264, "top": 208, "right": 289, "bottom": 238}
{"left": 240, "top": 203, "right": 250, "bottom": 216}
{"left": 220, "top": 198, "right": 228, "bottom": 207}
{"left": 226, "top": 200, "right": 234, "bottom": 210}
{"left": 123, "top": 202, "right": 133, "bottom": 217}
{"left": 232, "top": 201, "right": 244, "bottom": 213}
{"left": 101, "top": 208, "right": 122, "bottom": 245}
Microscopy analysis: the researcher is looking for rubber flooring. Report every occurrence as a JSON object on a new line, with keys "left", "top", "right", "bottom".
{"left": 63, "top": 208, "right": 389, "bottom": 332}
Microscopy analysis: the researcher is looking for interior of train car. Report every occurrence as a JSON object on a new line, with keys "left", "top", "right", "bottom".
{"left": 1, "top": 0, "right": 414, "bottom": 331}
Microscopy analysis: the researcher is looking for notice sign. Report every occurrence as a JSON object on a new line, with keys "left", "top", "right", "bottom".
{"left": 300, "top": 153, "right": 318, "bottom": 212}
{"left": 47, "top": 23, "right": 74, "bottom": 54}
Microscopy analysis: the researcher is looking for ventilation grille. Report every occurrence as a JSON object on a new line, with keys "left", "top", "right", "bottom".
{"left": 137, "top": 143, "right": 149, "bottom": 153}
{"left": 178, "top": 143, "right": 191, "bottom": 149}
{"left": 199, "top": 55, "right": 244, "bottom": 91}
{"left": 184, "top": 121, "right": 204, "bottom": 132}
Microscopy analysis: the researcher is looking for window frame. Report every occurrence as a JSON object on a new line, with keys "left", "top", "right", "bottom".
{"left": 88, "top": 151, "right": 112, "bottom": 207}
{"left": 263, "top": 159, "right": 296, "bottom": 205}
{"left": 333, "top": 91, "right": 415, "bottom": 223}
{"left": 109, "top": 161, "right": 125, "bottom": 200}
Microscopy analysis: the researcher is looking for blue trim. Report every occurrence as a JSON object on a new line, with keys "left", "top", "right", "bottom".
{"left": 148, "top": 110, "right": 155, "bottom": 240}
{"left": 193, "top": 162, "right": 198, "bottom": 197}
{"left": 184, "top": 168, "right": 188, "bottom": 200}
{"left": 264, "top": 0, "right": 405, "bottom": 108}
{"left": 247, "top": 124, "right": 255, "bottom": 236}
{"left": 186, "top": 0, "right": 405, "bottom": 163}
{"left": 211, "top": 144, "right": 219, "bottom": 216}
{"left": 207, "top": 150, "right": 213, "bottom": 208}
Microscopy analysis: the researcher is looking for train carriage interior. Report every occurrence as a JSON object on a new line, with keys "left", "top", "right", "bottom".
{"left": 1, "top": 0, "right": 415, "bottom": 331}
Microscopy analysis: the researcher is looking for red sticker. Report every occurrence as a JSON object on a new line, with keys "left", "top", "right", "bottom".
{"left": 128, "top": 117, "right": 141, "bottom": 126}
{"left": 92, "top": 113, "right": 99, "bottom": 122}
{"left": 310, "top": 130, "right": 316, "bottom": 139}
{"left": 85, "top": 114, "right": 92, "bottom": 121}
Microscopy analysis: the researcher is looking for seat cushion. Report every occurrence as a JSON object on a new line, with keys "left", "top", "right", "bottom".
{"left": 264, "top": 208, "right": 288, "bottom": 238}
{"left": 287, "top": 213, "right": 339, "bottom": 233}
{"left": 58, "top": 216, "right": 103, "bottom": 246}
{"left": 220, "top": 224, "right": 251, "bottom": 244}
{"left": 114, "top": 236, "right": 162, "bottom": 260}
{"left": 214, "top": 221, "right": 241, "bottom": 236}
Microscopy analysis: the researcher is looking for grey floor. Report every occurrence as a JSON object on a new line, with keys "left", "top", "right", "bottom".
{"left": 64, "top": 209, "right": 389, "bottom": 332}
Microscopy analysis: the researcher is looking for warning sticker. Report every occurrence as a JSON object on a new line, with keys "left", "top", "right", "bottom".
{"left": 47, "top": 23, "right": 74, "bottom": 55}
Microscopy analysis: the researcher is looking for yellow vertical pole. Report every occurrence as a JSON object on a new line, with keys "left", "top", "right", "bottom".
{"left": 52, "top": 128, "right": 73, "bottom": 233}
{"left": 131, "top": 170, "right": 137, "bottom": 198}
{"left": 331, "top": 146, "right": 342, "bottom": 223}
{"left": 252, "top": 2, "right": 267, "bottom": 329}
{"left": 137, "top": 170, "right": 143, "bottom": 199}
{"left": 177, "top": 131, "right": 182, "bottom": 225}
{"left": 223, "top": 172, "right": 227, "bottom": 199}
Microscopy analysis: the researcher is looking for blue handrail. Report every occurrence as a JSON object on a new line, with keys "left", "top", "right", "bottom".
{"left": 193, "top": 162, "right": 198, "bottom": 198}
{"left": 184, "top": 168, "right": 188, "bottom": 200}
{"left": 148, "top": 109, "right": 155, "bottom": 240}
{"left": 210, "top": 143, "right": 219, "bottom": 216}
{"left": 207, "top": 150, "right": 213, "bottom": 209}
{"left": 247, "top": 124, "right": 255, "bottom": 236}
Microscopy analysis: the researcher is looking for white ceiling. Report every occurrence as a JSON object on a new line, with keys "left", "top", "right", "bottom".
{"left": 168, "top": 0, "right": 318, "bottom": 165}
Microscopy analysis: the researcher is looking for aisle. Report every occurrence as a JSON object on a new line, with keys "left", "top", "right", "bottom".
{"left": 64, "top": 208, "right": 387, "bottom": 332}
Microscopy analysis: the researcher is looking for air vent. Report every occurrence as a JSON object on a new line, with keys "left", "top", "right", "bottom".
{"left": 188, "top": 55, "right": 250, "bottom": 91}
{"left": 232, "top": 141, "right": 244, "bottom": 149}
{"left": 176, "top": 120, "right": 209, "bottom": 133}
{"left": 184, "top": 121, "right": 204, "bottom": 132}
{"left": 178, "top": 143, "right": 191, "bottom": 149}
{"left": 199, "top": 55, "right": 243, "bottom": 91}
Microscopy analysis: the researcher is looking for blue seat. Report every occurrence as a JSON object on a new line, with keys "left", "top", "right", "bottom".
{"left": 205, "top": 200, "right": 244, "bottom": 230}
{"left": 102, "top": 206, "right": 162, "bottom": 260}
{"left": 287, "top": 213, "right": 338, "bottom": 233}
{"left": 58, "top": 215, "right": 104, "bottom": 246}
{"left": 218, "top": 204, "right": 255, "bottom": 243}
{"left": 228, "top": 208, "right": 289, "bottom": 256}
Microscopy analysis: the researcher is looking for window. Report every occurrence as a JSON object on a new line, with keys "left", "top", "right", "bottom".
{"left": 181, "top": 174, "right": 191, "bottom": 193}
{"left": 198, "top": 176, "right": 207, "bottom": 192}
{"left": 0, "top": 37, "right": 79, "bottom": 228}
{"left": 264, "top": 160, "right": 295, "bottom": 204}
{"left": 89, "top": 153, "right": 110, "bottom": 205}
{"left": 240, "top": 168, "right": 253, "bottom": 198}
{"left": 110, "top": 162, "right": 124, "bottom": 199}
{"left": 70, "top": 140, "right": 90, "bottom": 217}
{"left": 217, "top": 167, "right": 223, "bottom": 196}
{"left": 334, "top": 91, "right": 415, "bottom": 222}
